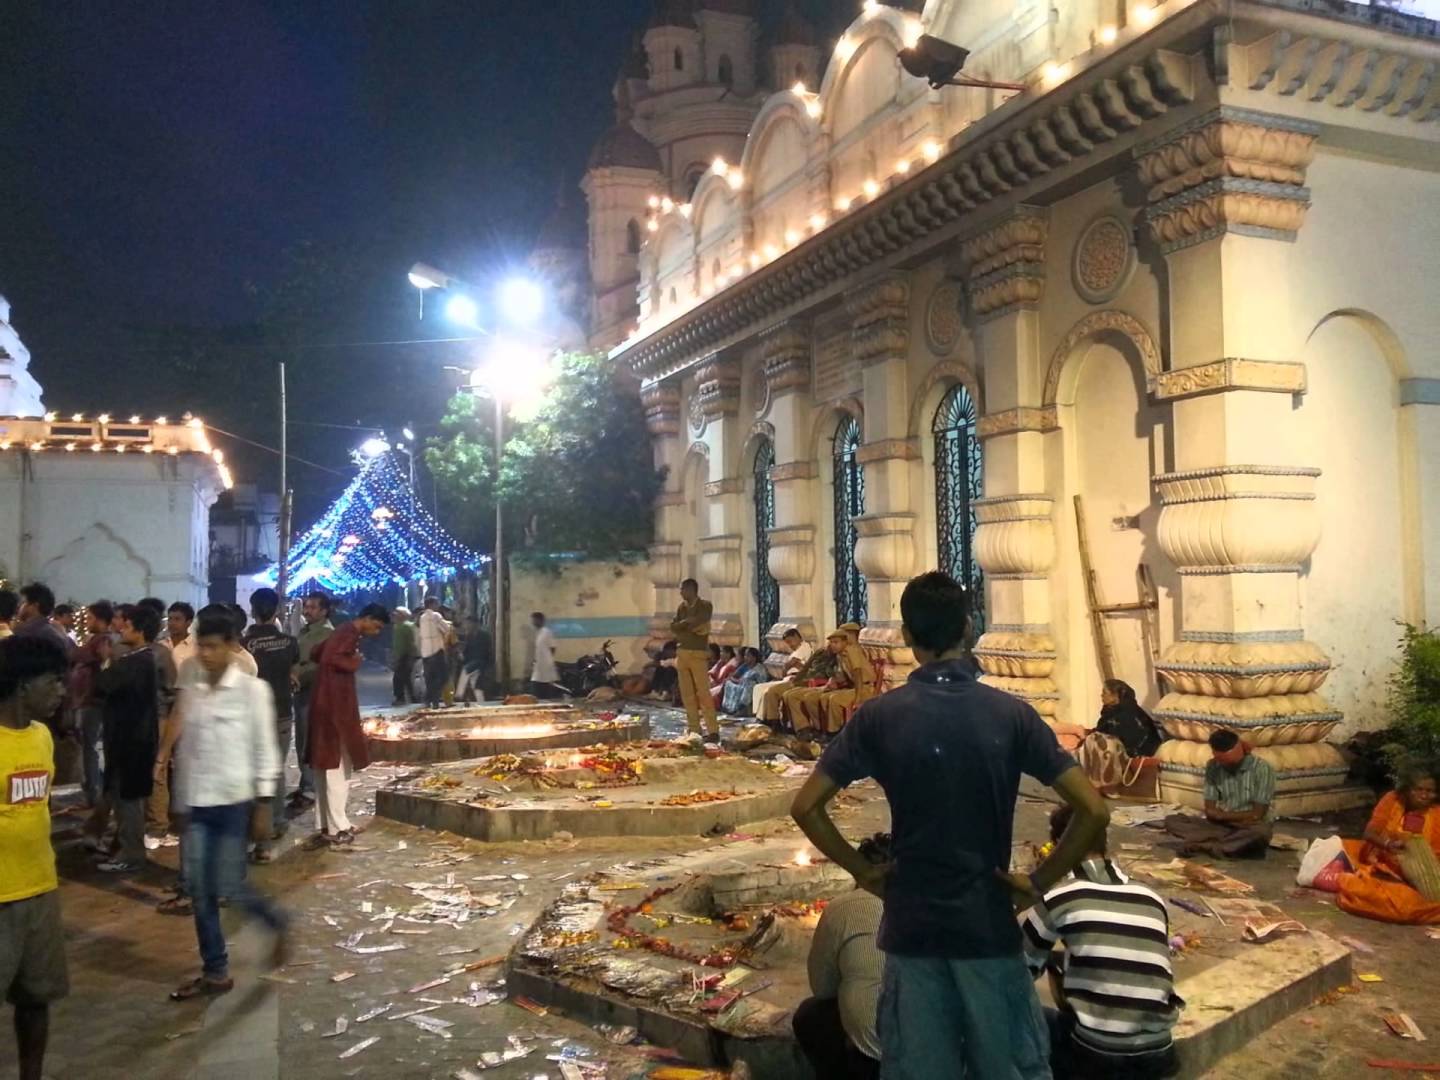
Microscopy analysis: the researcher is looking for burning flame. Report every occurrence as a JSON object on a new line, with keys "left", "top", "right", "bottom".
{"left": 385, "top": 722, "right": 404, "bottom": 739}
{"left": 794, "top": 850, "right": 813, "bottom": 867}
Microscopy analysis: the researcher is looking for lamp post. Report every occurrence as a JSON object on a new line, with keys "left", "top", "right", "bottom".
{"left": 407, "top": 262, "right": 550, "bottom": 693}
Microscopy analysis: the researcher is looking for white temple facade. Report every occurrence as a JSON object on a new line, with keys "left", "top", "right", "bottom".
{"left": 0, "top": 297, "right": 46, "bottom": 419}
{"left": 0, "top": 309, "right": 231, "bottom": 607}
{"left": 603, "top": 0, "right": 1440, "bottom": 812}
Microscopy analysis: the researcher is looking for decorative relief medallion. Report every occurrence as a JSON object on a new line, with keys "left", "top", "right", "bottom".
{"left": 1072, "top": 216, "right": 1135, "bottom": 304}
{"left": 925, "top": 282, "right": 965, "bottom": 355}
{"left": 750, "top": 366, "right": 771, "bottom": 419}
{"left": 687, "top": 392, "right": 706, "bottom": 436}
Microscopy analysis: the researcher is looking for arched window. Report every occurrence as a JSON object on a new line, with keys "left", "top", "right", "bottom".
{"left": 753, "top": 439, "right": 779, "bottom": 642}
{"left": 833, "top": 415, "right": 867, "bottom": 625}
{"left": 674, "top": 47, "right": 684, "bottom": 71}
{"left": 685, "top": 164, "right": 706, "bottom": 197}
{"left": 625, "top": 219, "right": 642, "bottom": 255}
{"left": 717, "top": 55, "right": 734, "bottom": 86}
{"left": 933, "top": 384, "right": 984, "bottom": 631}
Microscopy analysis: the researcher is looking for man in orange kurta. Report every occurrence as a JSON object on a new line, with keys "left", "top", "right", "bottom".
{"left": 1338, "top": 770, "right": 1440, "bottom": 925}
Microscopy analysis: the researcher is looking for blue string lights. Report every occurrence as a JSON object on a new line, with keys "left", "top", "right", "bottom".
{"left": 257, "top": 451, "right": 487, "bottom": 595}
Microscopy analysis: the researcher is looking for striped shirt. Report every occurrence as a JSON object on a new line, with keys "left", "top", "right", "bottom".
{"left": 1021, "top": 858, "right": 1183, "bottom": 1055}
{"left": 1204, "top": 753, "right": 1276, "bottom": 820}
{"left": 807, "top": 889, "right": 883, "bottom": 1060}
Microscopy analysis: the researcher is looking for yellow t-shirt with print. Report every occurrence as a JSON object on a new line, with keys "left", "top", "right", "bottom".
{"left": 0, "top": 722, "right": 57, "bottom": 902}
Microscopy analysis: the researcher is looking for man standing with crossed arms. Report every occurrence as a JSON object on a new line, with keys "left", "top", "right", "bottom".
{"left": 670, "top": 579, "right": 718, "bottom": 746}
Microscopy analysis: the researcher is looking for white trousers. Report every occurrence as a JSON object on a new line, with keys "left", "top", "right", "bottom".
{"left": 316, "top": 749, "right": 353, "bottom": 834}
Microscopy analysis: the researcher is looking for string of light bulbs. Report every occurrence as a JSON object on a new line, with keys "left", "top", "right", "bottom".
{"left": 257, "top": 451, "right": 487, "bottom": 595}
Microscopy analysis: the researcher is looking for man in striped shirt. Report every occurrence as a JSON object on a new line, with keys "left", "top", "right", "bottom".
{"left": 1022, "top": 805, "right": 1183, "bottom": 1078}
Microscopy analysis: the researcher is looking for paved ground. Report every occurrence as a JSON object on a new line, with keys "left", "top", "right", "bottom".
{"left": 8, "top": 677, "right": 1440, "bottom": 1079}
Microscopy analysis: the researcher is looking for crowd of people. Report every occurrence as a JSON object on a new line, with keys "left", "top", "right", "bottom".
{"left": 388, "top": 599, "right": 493, "bottom": 708}
{"left": 0, "top": 580, "right": 390, "bottom": 1079}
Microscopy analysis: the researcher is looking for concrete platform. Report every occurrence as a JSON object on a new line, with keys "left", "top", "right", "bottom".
{"left": 506, "top": 840, "right": 1355, "bottom": 1078}
{"left": 376, "top": 753, "right": 799, "bottom": 842}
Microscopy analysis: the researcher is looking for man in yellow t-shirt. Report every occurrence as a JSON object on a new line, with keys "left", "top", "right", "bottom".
{"left": 0, "top": 634, "right": 70, "bottom": 1080}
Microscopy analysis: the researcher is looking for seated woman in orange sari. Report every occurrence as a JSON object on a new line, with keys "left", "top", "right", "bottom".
{"left": 1338, "top": 768, "right": 1440, "bottom": 925}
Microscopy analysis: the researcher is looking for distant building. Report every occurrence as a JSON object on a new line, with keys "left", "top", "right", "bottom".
{"left": 0, "top": 306, "right": 231, "bottom": 608}
{"left": 208, "top": 483, "right": 280, "bottom": 606}
{"left": 0, "top": 296, "right": 45, "bottom": 419}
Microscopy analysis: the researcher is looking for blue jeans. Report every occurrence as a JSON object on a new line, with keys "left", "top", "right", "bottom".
{"left": 878, "top": 952, "right": 1051, "bottom": 1080}
{"left": 185, "top": 802, "right": 286, "bottom": 979}
{"left": 78, "top": 706, "right": 104, "bottom": 805}
{"left": 293, "top": 696, "right": 314, "bottom": 797}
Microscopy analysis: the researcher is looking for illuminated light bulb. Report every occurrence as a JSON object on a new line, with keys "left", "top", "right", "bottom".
{"left": 678, "top": 203, "right": 692, "bottom": 218}
{"left": 115, "top": 444, "right": 126, "bottom": 453}
{"left": 712, "top": 157, "right": 729, "bottom": 176}
{"left": 863, "top": 178, "right": 880, "bottom": 198}
{"left": 1098, "top": 24, "right": 1118, "bottom": 44}
{"left": 792, "top": 80, "right": 807, "bottom": 95}
{"left": 98, "top": 413, "right": 111, "bottom": 423}
{"left": 794, "top": 849, "right": 813, "bottom": 867}
{"left": 647, "top": 194, "right": 660, "bottom": 208}
{"left": 661, "top": 196, "right": 674, "bottom": 212}
{"left": 862, "top": 0, "right": 881, "bottom": 13}
{"left": 726, "top": 170, "right": 744, "bottom": 191}
{"left": 1133, "top": 3, "right": 1158, "bottom": 26}
{"left": 805, "top": 98, "right": 822, "bottom": 119}
{"left": 0, "top": 441, "right": 9, "bottom": 450}
{"left": 1042, "top": 60, "right": 1070, "bottom": 85}
{"left": 763, "top": 243, "right": 780, "bottom": 260}
{"left": 156, "top": 415, "right": 168, "bottom": 425}
{"left": 835, "top": 36, "right": 857, "bottom": 63}
{"left": 922, "top": 139, "right": 942, "bottom": 162}
{"left": 901, "top": 18, "right": 924, "bottom": 49}
{"left": 784, "top": 228, "right": 800, "bottom": 246}
{"left": 809, "top": 212, "right": 828, "bottom": 231}
{"left": 65, "top": 442, "right": 76, "bottom": 452}
{"left": 212, "top": 448, "right": 225, "bottom": 464}
{"left": 647, "top": 219, "right": 659, "bottom": 232}
{"left": 141, "top": 445, "right": 155, "bottom": 454}
{"left": 895, "top": 157, "right": 911, "bottom": 174}
{"left": 749, "top": 252, "right": 762, "bottom": 269}
{"left": 167, "top": 446, "right": 179, "bottom": 455}
{"left": 71, "top": 412, "right": 84, "bottom": 421}
{"left": 129, "top": 415, "right": 140, "bottom": 423}
{"left": 187, "top": 416, "right": 203, "bottom": 428}
{"left": 836, "top": 195, "right": 853, "bottom": 212}
{"left": 91, "top": 442, "right": 102, "bottom": 452}
{"left": 43, "top": 411, "right": 55, "bottom": 422}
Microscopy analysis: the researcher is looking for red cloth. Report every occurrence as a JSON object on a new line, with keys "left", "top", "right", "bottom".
{"left": 305, "top": 622, "right": 370, "bottom": 772}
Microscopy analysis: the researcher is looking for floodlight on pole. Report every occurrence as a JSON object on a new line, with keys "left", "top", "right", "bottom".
{"left": 402, "top": 426, "right": 416, "bottom": 442}
{"left": 499, "top": 277, "right": 545, "bottom": 326}
{"left": 359, "top": 436, "right": 391, "bottom": 458}
{"left": 445, "top": 294, "right": 480, "bottom": 329}
{"left": 407, "top": 262, "right": 451, "bottom": 291}
{"left": 898, "top": 34, "right": 1027, "bottom": 92}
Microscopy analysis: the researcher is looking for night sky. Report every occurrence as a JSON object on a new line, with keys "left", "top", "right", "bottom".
{"left": 1, "top": 1, "right": 844, "bottom": 511}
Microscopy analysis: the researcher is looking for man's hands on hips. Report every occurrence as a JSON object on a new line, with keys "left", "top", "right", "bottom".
{"left": 855, "top": 861, "right": 891, "bottom": 899}
{"left": 995, "top": 869, "right": 1042, "bottom": 912}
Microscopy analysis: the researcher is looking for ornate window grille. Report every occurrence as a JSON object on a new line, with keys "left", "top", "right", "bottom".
{"left": 752, "top": 439, "right": 780, "bottom": 643}
{"left": 833, "top": 415, "right": 867, "bottom": 625}
{"left": 933, "top": 384, "right": 985, "bottom": 632}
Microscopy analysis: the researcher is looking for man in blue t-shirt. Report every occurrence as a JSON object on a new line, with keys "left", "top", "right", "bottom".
{"left": 792, "top": 571, "right": 1109, "bottom": 1079}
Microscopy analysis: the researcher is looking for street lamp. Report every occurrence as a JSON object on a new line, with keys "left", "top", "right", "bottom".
{"left": 359, "top": 436, "right": 390, "bottom": 458}
{"left": 471, "top": 338, "right": 556, "bottom": 694}
{"left": 898, "top": 34, "right": 1027, "bottom": 92}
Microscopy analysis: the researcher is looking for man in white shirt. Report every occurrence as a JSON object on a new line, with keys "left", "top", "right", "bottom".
{"left": 416, "top": 596, "right": 452, "bottom": 708}
{"left": 165, "top": 610, "right": 287, "bottom": 1001}
{"left": 529, "top": 612, "right": 560, "bottom": 698}
{"left": 751, "top": 627, "right": 815, "bottom": 718}
{"left": 793, "top": 832, "right": 886, "bottom": 1080}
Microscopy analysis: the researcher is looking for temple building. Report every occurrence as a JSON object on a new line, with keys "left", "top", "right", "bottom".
{"left": 602, "top": 0, "right": 1440, "bottom": 812}
{"left": 0, "top": 305, "right": 231, "bottom": 607}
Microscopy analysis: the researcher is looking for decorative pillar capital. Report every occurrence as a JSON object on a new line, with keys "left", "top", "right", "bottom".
{"left": 960, "top": 207, "right": 1047, "bottom": 318}
{"left": 1135, "top": 107, "right": 1319, "bottom": 254}
{"left": 845, "top": 273, "right": 910, "bottom": 366}
{"left": 694, "top": 356, "right": 742, "bottom": 422}
{"left": 761, "top": 319, "right": 812, "bottom": 395}
{"left": 640, "top": 383, "right": 682, "bottom": 437}
{"left": 1154, "top": 465, "right": 1321, "bottom": 573}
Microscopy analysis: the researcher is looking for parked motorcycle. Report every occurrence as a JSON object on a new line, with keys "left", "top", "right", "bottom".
{"left": 557, "top": 639, "right": 620, "bottom": 698}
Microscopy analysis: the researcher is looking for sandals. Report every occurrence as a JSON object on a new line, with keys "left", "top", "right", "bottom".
{"left": 331, "top": 829, "right": 356, "bottom": 846}
{"left": 157, "top": 894, "right": 193, "bottom": 916}
{"left": 169, "top": 975, "right": 234, "bottom": 1001}
{"left": 300, "top": 832, "right": 332, "bottom": 851}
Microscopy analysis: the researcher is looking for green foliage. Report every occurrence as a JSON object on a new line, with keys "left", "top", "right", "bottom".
{"left": 425, "top": 353, "right": 663, "bottom": 559}
{"left": 1384, "top": 624, "right": 1440, "bottom": 776}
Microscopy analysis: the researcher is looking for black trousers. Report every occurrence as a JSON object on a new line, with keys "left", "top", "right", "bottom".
{"left": 422, "top": 652, "right": 448, "bottom": 707}
{"left": 792, "top": 997, "right": 880, "bottom": 1080}
{"left": 392, "top": 658, "right": 415, "bottom": 704}
{"left": 1045, "top": 1007, "right": 1178, "bottom": 1079}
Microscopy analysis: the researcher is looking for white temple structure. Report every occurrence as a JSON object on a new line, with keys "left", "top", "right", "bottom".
{"left": 0, "top": 304, "right": 230, "bottom": 607}
{"left": 593, "top": 0, "right": 1440, "bottom": 812}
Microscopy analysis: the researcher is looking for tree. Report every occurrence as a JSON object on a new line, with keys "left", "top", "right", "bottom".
{"left": 425, "top": 352, "right": 662, "bottom": 560}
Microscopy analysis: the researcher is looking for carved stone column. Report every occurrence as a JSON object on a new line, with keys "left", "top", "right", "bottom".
{"left": 762, "top": 320, "right": 820, "bottom": 645}
{"left": 847, "top": 274, "right": 920, "bottom": 681}
{"left": 694, "top": 356, "right": 746, "bottom": 644}
{"left": 642, "top": 383, "right": 686, "bottom": 645}
{"left": 961, "top": 209, "right": 1060, "bottom": 717}
{"left": 1136, "top": 109, "right": 1359, "bottom": 812}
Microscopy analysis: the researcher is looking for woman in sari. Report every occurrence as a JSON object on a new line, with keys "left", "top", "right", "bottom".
{"left": 721, "top": 648, "right": 766, "bottom": 715}
{"left": 708, "top": 646, "right": 740, "bottom": 708}
{"left": 1337, "top": 767, "right": 1440, "bottom": 925}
